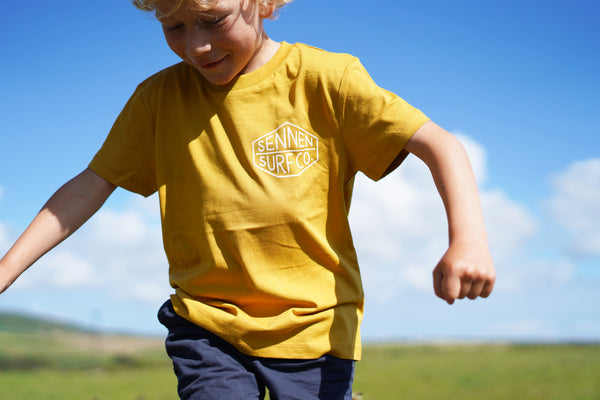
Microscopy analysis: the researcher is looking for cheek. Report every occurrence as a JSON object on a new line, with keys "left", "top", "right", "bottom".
{"left": 223, "top": 25, "right": 259, "bottom": 54}
{"left": 164, "top": 34, "right": 187, "bottom": 60}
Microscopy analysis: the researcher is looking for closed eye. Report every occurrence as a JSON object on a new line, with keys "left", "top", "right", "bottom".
{"left": 163, "top": 23, "right": 183, "bottom": 32}
{"left": 199, "top": 14, "right": 227, "bottom": 28}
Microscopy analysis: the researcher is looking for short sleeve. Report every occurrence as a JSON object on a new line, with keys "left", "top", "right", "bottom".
{"left": 338, "top": 59, "right": 429, "bottom": 181}
{"left": 88, "top": 85, "right": 157, "bottom": 197}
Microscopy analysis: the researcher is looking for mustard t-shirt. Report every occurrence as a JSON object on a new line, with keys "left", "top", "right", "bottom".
{"left": 89, "top": 42, "right": 429, "bottom": 360}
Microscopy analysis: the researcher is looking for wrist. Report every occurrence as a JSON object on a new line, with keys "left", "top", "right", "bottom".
{"left": 0, "top": 256, "right": 22, "bottom": 293}
{"left": 448, "top": 232, "right": 489, "bottom": 247}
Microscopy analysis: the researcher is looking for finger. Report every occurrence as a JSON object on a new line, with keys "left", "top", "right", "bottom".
{"left": 480, "top": 279, "right": 495, "bottom": 298}
{"left": 442, "top": 271, "right": 461, "bottom": 305}
{"left": 458, "top": 279, "right": 472, "bottom": 300}
{"left": 467, "top": 279, "right": 485, "bottom": 300}
{"left": 433, "top": 268, "right": 443, "bottom": 300}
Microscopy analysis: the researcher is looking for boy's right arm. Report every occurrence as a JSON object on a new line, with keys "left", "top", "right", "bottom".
{"left": 0, "top": 168, "right": 116, "bottom": 294}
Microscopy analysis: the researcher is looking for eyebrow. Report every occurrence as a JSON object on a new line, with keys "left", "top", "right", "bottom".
{"left": 157, "top": 8, "right": 222, "bottom": 24}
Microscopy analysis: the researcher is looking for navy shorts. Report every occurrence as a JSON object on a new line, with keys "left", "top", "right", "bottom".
{"left": 158, "top": 300, "right": 355, "bottom": 400}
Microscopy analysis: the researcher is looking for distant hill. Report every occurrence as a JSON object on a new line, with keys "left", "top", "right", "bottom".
{"left": 0, "top": 312, "right": 88, "bottom": 334}
{"left": 0, "top": 312, "right": 167, "bottom": 373}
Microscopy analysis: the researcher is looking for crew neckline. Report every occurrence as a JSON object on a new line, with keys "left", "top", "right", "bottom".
{"left": 199, "top": 41, "right": 293, "bottom": 92}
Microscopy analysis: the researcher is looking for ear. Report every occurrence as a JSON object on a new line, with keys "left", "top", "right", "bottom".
{"left": 258, "top": 0, "right": 277, "bottom": 19}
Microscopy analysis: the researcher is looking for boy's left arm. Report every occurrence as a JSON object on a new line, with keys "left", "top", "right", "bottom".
{"left": 404, "top": 121, "right": 496, "bottom": 304}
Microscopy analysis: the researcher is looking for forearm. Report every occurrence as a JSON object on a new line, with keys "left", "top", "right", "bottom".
{"left": 407, "top": 121, "right": 487, "bottom": 243}
{"left": 0, "top": 168, "right": 116, "bottom": 292}
{"left": 405, "top": 121, "right": 495, "bottom": 303}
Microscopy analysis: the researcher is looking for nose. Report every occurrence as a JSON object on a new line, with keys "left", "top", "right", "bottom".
{"left": 185, "top": 28, "right": 211, "bottom": 62}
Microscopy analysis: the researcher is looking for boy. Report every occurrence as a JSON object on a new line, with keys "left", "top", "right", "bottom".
{"left": 0, "top": 0, "right": 495, "bottom": 398}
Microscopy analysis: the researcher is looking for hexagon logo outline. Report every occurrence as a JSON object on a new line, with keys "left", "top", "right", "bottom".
{"left": 252, "top": 122, "right": 319, "bottom": 178}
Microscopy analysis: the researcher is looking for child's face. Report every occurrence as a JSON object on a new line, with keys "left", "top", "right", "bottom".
{"left": 158, "top": 0, "right": 274, "bottom": 85}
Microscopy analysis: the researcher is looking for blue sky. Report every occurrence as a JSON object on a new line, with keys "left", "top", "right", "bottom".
{"left": 1, "top": 0, "right": 599, "bottom": 341}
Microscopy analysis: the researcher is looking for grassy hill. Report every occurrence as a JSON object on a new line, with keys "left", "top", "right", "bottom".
{"left": 0, "top": 311, "right": 166, "bottom": 372}
{"left": 0, "top": 311, "right": 176, "bottom": 399}
{"left": 1, "top": 312, "right": 599, "bottom": 399}
{"left": 0, "top": 311, "right": 89, "bottom": 334}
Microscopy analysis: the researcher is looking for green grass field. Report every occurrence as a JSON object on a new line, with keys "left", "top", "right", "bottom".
{"left": 1, "top": 313, "right": 599, "bottom": 399}
{"left": 354, "top": 343, "right": 600, "bottom": 400}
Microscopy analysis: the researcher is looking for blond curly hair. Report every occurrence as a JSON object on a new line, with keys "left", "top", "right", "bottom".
{"left": 132, "top": 0, "right": 293, "bottom": 18}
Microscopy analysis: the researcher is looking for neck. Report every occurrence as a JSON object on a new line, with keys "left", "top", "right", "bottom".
{"left": 243, "top": 34, "right": 281, "bottom": 74}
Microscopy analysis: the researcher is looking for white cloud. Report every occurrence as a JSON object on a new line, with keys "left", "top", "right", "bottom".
{"left": 351, "top": 135, "right": 600, "bottom": 341}
{"left": 349, "top": 153, "right": 598, "bottom": 312}
{"left": 499, "top": 256, "right": 575, "bottom": 293}
{"left": 546, "top": 158, "right": 600, "bottom": 257}
{"left": 481, "top": 189, "right": 538, "bottom": 261}
{"left": 39, "top": 251, "right": 98, "bottom": 288}
{"left": 350, "top": 157, "right": 446, "bottom": 301}
{"left": 11, "top": 194, "right": 172, "bottom": 305}
{"left": 349, "top": 133, "right": 539, "bottom": 304}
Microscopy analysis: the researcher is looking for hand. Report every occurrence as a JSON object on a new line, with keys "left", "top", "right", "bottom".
{"left": 433, "top": 237, "right": 495, "bottom": 305}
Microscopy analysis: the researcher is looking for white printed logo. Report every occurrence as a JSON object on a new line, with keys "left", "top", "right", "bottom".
{"left": 252, "top": 122, "right": 319, "bottom": 178}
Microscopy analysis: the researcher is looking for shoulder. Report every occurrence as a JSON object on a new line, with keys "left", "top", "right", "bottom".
{"left": 292, "top": 42, "right": 356, "bottom": 62}
{"left": 120, "top": 62, "right": 205, "bottom": 114}
{"left": 132, "top": 62, "right": 198, "bottom": 98}
{"left": 287, "top": 42, "right": 359, "bottom": 77}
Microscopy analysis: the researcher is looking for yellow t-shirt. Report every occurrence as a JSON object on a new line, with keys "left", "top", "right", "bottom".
{"left": 89, "top": 42, "right": 429, "bottom": 360}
